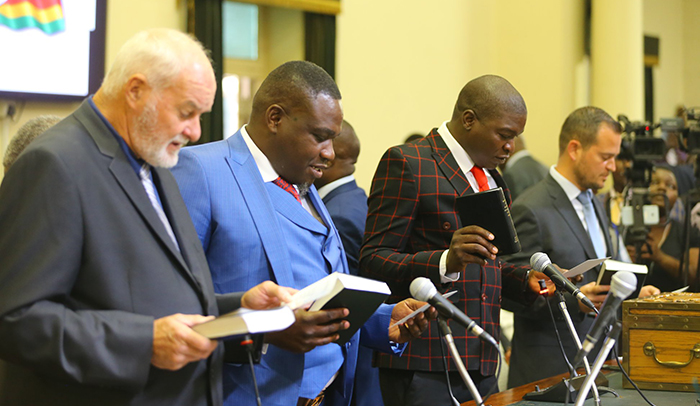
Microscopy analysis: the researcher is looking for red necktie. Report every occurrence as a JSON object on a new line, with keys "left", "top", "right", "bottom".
{"left": 272, "top": 176, "right": 301, "bottom": 203}
{"left": 470, "top": 166, "right": 490, "bottom": 192}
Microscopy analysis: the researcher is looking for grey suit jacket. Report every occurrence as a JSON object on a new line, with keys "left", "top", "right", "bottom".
{"left": 502, "top": 154, "right": 548, "bottom": 202}
{"left": 501, "top": 174, "right": 618, "bottom": 387}
{"left": 0, "top": 101, "right": 238, "bottom": 406}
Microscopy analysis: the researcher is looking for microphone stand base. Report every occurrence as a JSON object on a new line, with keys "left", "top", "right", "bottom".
{"left": 522, "top": 374, "right": 609, "bottom": 403}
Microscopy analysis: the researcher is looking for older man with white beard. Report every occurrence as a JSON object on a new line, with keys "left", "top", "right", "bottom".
{"left": 0, "top": 28, "right": 294, "bottom": 406}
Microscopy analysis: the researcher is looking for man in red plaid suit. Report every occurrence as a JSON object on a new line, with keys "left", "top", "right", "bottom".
{"left": 360, "top": 75, "right": 553, "bottom": 405}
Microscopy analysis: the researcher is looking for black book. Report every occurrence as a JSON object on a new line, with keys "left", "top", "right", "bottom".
{"left": 455, "top": 187, "right": 521, "bottom": 255}
{"left": 288, "top": 273, "right": 391, "bottom": 345}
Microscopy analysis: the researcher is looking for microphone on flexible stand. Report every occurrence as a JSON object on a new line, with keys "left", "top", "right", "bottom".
{"left": 530, "top": 252, "right": 598, "bottom": 312}
{"left": 410, "top": 277, "right": 497, "bottom": 347}
{"left": 572, "top": 271, "right": 637, "bottom": 368}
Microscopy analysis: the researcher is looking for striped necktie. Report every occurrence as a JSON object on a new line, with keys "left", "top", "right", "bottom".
{"left": 139, "top": 164, "right": 180, "bottom": 251}
{"left": 577, "top": 190, "right": 606, "bottom": 258}
{"left": 273, "top": 176, "right": 301, "bottom": 203}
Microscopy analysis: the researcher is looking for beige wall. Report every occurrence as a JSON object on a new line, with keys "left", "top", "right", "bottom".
{"left": 2, "top": 0, "right": 698, "bottom": 188}
{"left": 338, "top": 0, "right": 587, "bottom": 190}
{"left": 682, "top": 0, "right": 700, "bottom": 108}
{"left": 644, "top": 0, "right": 685, "bottom": 121}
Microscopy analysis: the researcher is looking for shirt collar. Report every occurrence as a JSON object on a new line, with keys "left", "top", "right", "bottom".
{"left": 437, "top": 121, "right": 476, "bottom": 175}
{"left": 550, "top": 165, "right": 586, "bottom": 202}
{"left": 505, "top": 149, "right": 530, "bottom": 171}
{"left": 88, "top": 96, "right": 144, "bottom": 175}
{"left": 240, "top": 125, "right": 280, "bottom": 183}
{"left": 317, "top": 174, "right": 355, "bottom": 199}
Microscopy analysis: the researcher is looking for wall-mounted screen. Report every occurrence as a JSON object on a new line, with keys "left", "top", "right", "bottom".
{"left": 0, "top": 0, "right": 106, "bottom": 102}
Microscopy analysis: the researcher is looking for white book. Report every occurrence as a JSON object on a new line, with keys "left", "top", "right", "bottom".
{"left": 193, "top": 306, "right": 295, "bottom": 340}
{"left": 195, "top": 273, "right": 391, "bottom": 342}
{"left": 596, "top": 259, "right": 648, "bottom": 286}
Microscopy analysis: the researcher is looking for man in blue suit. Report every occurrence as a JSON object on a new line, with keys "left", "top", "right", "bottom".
{"left": 315, "top": 121, "right": 383, "bottom": 406}
{"left": 172, "top": 61, "right": 431, "bottom": 406}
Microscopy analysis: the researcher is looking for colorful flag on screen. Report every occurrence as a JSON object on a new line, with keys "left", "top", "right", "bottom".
{"left": 0, "top": 0, "right": 65, "bottom": 35}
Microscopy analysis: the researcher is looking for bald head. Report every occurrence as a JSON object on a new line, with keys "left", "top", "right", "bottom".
{"left": 446, "top": 75, "right": 527, "bottom": 169}
{"left": 451, "top": 75, "right": 526, "bottom": 123}
{"left": 316, "top": 120, "right": 360, "bottom": 188}
{"left": 251, "top": 60, "right": 341, "bottom": 122}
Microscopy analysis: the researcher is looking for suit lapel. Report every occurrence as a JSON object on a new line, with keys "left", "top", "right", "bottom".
{"left": 153, "top": 168, "right": 211, "bottom": 296}
{"left": 225, "top": 134, "right": 296, "bottom": 288}
{"left": 73, "top": 101, "right": 202, "bottom": 294}
{"left": 546, "top": 176, "right": 598, "bottom": 258}
{"left": 269, "top": 186, "right": 328, "bottom": 235}
{"left": 322, "top": 181, "right": 358, "bottom": 203}
{"left": 429, "top": 132, "right": 472, "bottom": 196}
{"left": 489, "top": 169, "right": 513, "bottom": 206}
{"left": 308, "top": 185, "right": 349, "bottom": 275}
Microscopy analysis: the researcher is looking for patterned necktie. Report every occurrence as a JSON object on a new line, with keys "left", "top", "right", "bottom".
{"left": 272, "top": 176, "right": 301, "bottom": 203}
{"left": 577, "top": 190, "right": 606, "bottom": 258}
{"left": 139, "top": 164, "right": 180, "bottom": 251}
{"left": 470, "top": 165, "right": 490, "bottom": 192}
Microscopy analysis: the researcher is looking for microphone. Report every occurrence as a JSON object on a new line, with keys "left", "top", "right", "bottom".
{"left": 530, "top": 252, "right": 597, "bottom": 312}
{"left": 410, "top": 277, "right": 497, "bottom": 347}
{"left": 572, "top": 271, "right": 637, "bottom": 368}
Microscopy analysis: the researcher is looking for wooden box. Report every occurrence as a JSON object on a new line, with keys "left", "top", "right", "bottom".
{"left": 622, "top": 292, "right": 700, "bottom": 392}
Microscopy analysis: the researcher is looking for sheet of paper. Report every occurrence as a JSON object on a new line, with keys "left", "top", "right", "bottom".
{"left": 562, "top": 257, "right": 608, "bottom": 278}
{"left": 389, "top": 291, "right": 457, "bottom": 328}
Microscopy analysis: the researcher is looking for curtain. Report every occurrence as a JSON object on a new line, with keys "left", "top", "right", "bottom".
{"left": 190, "top": 0, "right": 224, "bottom": 143}
{"left": 304, "top": 12, "right": 336, "bottom": 78}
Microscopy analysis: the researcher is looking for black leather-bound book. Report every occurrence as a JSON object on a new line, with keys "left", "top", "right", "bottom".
{"left": 455, "top": 187, "right": 521, "bottom": 255}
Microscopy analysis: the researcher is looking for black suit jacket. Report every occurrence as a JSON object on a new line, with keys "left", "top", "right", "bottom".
{"left": 502, "top": 154, "right": 548, "bottom": 201}
{"left": 0, "top": 101, "right": 239, "bottom": 406}
{"left": 501, "top": 173, "right": 619, "bottom": 387}
{"left": 360, "top": 129, "right": 533, "bottom": 375}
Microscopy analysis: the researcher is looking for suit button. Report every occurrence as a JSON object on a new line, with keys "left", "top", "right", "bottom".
{"left": 442, "top": 222, "right": 451, "bottom": 230}
{"left": 481, "top": 294, "right": 488, "bottom": 302}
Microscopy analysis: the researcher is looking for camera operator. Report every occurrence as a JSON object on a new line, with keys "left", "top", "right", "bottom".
{"left": 630, "top": 165, "right": 699, "bottom": 292}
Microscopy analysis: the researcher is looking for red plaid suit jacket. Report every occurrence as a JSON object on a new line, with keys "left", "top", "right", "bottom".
{"left": 359, "top": 129, "right": 533, "bottom": 376}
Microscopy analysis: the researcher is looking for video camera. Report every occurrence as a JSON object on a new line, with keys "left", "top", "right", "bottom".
{"left": 660, "top": 107, "right": 700, "bottom": 154}
{"left": 617, "top": 114, "right": 665, "bottom": 187}
{"left": 616, "top": 115, "right": 664, "bottom": 248}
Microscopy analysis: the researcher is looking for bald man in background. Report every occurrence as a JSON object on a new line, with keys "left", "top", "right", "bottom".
{"left": 316, "top": 120, "right": 366, "bottom": 276}
{"left": 315, "top": 121, "right": 383, "bottom": 406}
{"left": 499, "top": 135, "right": 548, "bottom": 201}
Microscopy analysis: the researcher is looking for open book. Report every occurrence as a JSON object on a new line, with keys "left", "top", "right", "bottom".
{"left": 195, "top": 273, "right": 391, "bottom": 343}
{"left": 286, "top": 272, "right": 391, "bottom": 345}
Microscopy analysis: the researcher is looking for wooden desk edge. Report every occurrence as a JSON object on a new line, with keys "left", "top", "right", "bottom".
{"left": 461, "top": 365, "right": 615, "bottom": 406}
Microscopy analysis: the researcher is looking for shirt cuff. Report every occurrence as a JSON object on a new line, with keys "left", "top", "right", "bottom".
{"left": 439, "top": 250, "right": 460, "bottom": 283}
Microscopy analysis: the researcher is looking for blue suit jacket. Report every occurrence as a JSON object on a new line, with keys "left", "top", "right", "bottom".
{"left": 172, "top": 130, "right": 399, "bottom": 406}
{"left": 321, "top": 181, "right": 383, "bottom": 406}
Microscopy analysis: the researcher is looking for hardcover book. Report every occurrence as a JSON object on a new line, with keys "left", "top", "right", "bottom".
{"left": 288, "top": 272, "right": 391, "bottom": 345}
{"left": 456, "top": 187, "right": 521, "bottom": 255}
{"left": 193, "top": 306, "right": 295, "bottom": 340}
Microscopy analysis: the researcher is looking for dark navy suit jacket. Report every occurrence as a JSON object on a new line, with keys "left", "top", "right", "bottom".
{"left": 322, "top": 180, "right": 384, "bottom": 406}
